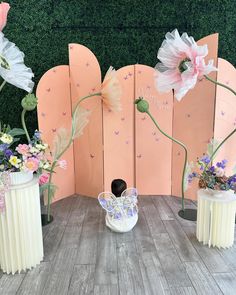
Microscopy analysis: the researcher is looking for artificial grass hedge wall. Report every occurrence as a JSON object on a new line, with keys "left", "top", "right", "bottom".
{"left": 1, "top": 0, "right": 236, "bottom": 135}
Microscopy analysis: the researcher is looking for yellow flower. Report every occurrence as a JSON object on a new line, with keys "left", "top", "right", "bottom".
{"left": 9, "top": 155, "right": 21, "bottom": 168}
{"left": 0, "top": 133, "right": 13, "bottom": 144}
{"left": 101, "top": 66, "right": 122, "bottom": 112}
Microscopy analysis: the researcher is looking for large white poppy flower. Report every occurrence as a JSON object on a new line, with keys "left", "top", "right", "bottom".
{"left": 0, "top": 32, "right": 34, "bottom": 92}
{"left": 155, "top": 29, "right": 217, "bottom": 101}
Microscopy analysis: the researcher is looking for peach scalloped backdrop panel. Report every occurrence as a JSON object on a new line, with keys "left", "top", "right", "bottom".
{"left": 68, "top": 44, "right": 103, "bottom": 197}
{"left": 171, "top": 34, "right": 219, "bottom": 200}
{"left": 214, "top": 58, "right": 236, "bottom": 175}
{"left": 36, "top": 35, "right": 234, "bottom": 201}
{"left": 103, "top": 65, "right": 135, "bottom": 190}
{"left": 135, "top": 64, "right": 173, "bottom": 195}
{"left": 36, "top": 65, "right": 75, "bottom": 201}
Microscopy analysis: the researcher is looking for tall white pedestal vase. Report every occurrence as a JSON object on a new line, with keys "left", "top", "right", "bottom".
{"left": 0, "top": 174, "right": 43, "bottom": 274}
{"left": 197, "top": 188, "right": 236, "bottom": 248}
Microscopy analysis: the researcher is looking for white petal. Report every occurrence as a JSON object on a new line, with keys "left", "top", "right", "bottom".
{"left": 0, "top": 32, "right": 34, "bottom": 92}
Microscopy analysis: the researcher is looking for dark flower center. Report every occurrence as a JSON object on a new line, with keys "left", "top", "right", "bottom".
{"left": 178, "top": 58, "right": 191, "bottom": 73}
{"left": 0, "top": 55, "right": 10, "bottom": 70}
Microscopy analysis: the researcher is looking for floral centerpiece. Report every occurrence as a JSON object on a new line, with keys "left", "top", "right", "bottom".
{"left": 188, "top": 155, "right": 236, "bottom": 194}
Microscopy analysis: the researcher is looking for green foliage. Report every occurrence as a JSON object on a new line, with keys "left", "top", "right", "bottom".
{"left": 1, "top": 0, "right": 235, "bottom": 132}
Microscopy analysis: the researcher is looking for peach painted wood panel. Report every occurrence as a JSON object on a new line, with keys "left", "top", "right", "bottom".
{"left": 103, "top": 65, "right": 135, "bottom": 191}
{"left": 214, "top": 58, "right": 236, "bottom": 175}
{"left": 36, "top": 65, "right": 75, "bottom": 201}
{"left": 171, "top": 34, "right": 219, "bottom": 200}
{"left": 69, "top": 44, "right": 103, "bottom": 197}
{"left": 135, "top": 64, "right": 173, "bottom": 195}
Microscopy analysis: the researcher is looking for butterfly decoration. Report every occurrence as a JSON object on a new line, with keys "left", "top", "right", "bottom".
{"left": 98, "top": 188, "right": 138, "bottom": 220}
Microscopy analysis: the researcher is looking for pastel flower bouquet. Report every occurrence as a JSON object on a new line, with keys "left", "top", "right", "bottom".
{"left": 188, "top": 156, "right": 236, "bottom": 193}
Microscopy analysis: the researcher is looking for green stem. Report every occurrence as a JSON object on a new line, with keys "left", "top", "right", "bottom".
{"left": 0, "top": 80, "right": 6, "bottom": 92}
{"left": 146, "top": 110, "right": 188, "bottom": 211}
{"left": 72, "top": 92, "right": 101, "bottom": 115}
{"left": 203, "top": 75, "right": 236, "bottom": 173}
{"left": 204, "top": 75, "right": 236, "bottom": 96}
{"left": 21, "top": 109, "right": 31, "bottom": 143}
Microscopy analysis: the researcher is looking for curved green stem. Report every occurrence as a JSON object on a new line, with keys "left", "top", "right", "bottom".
{"left": 0, "top": 80, "right": 6, "bottom": 93}
{"left": 204, "top": 75, "right": 236, "bottom": 96}
{"left": 21, "top": 109, "right": 31, "bottom": 143}
{"left": 203, "top": 76, "right": 236, "bottom": 172}
{"left": 146, "top": 110, "right": 188, "bottom": 211}
{"left": 72, "top": 92, "right": 101, "bottom": 115}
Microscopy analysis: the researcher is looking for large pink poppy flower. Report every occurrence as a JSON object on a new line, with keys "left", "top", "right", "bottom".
{"left": 155, "top": 29, "right": 217, "bottom": 101}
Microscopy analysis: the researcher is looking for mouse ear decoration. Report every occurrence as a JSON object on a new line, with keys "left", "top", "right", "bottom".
{"left": 121, "top": 188, "right": 138, "bottom": 200}
{"left": 98, "top": 192, "right": 116, "bottom": 212}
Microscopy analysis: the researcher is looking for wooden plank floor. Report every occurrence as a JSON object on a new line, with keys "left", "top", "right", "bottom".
{"left": 0, "top": 195, "right": 236, "bottom": 295}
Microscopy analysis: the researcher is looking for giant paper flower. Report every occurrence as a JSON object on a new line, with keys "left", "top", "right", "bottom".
{"left": 0, "top": 2, "right": 10, "bottom": 31}
{"left": 155, "top": 29, "right": 217, "bottom": 101}
{"left": 0, "top": 32, "right": 34, "bottom": 92}
{"left": 101, "top": 66, "right": 122, "bottom": 112}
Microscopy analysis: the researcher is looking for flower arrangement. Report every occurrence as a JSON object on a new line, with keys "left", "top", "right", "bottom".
{"left": 188, "top": 155, "right": 236, "bottom": 193}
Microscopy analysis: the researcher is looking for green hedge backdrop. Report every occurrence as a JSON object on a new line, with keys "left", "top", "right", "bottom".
{"left": 1, "top": 0, "right": 236, "bottom": 135}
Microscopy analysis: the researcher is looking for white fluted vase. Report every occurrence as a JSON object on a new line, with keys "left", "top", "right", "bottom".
{"left": 0, "top": 176, "right": 43, "bottom": 274}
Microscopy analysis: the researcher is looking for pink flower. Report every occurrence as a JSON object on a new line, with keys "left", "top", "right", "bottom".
{"left": 101, "top": 66, "right": 122, "bottom": 112}
{"left": 58, "top": 159, "right": 67, "bottom": 169}
{"left": 0, "top": 2, "right": 10, "bottom": 31}
{"left": 16, "top": 144, "right": 30, "bottom": 156}
{"left": 39, "top": 173, "right": 49, "bottom": 186}
{"left": 24, "top": 157, "right": 39, "bottom": 172}
{"left": 155, "top": 29, "right": 217, "bottom": 101}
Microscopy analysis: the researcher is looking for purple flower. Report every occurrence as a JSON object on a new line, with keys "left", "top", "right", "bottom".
{"left": 34, "top": 130, "right": 41, "bottom": 140}
{"left": 4, "top": 149, "right": 13, "bottom": 158}
{"left": 216, "top": 159, "right": 228, "bottom": 169}
{"left": 0, "top": 143, "right": 9, "bottom": 152}
{"left": 209, "top": 166, "right": 215, "bottom": 173}
{"left": 200, "top": 155, "right": 211, "bottom": 165}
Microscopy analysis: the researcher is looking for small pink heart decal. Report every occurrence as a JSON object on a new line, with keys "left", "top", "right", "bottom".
{"left": 114, "top": 131, "right": 119, "bottom": 135}
{"left": 46, "top": 88, "right": 51, "bottom": 92}
{"left": 125, "top": 140, "right": 129, "bottom": 144}
{"left": 124, "top": 76, "right": 128, "bottom": 80}
{"left": 76, "top": 83, "right": 80, "bottom": 87}
{"left": 52, "top": 128, "right": 57, "bottom": 133}
{"left": 62, "top": 112, "right": 66, "bottom": 116}
{"left": 121, "top": 117, "right": 125, "bottom": 121}
{"left": 90, "top": 154, "right": 95, "bottom": 159}
{"left": 137, "top": 154, "right": 142, "bottom": 158}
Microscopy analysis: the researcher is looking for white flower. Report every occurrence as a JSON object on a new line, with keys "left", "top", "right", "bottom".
{"left": 29, "top": 146, "right": 39, "bottom": 154}
{"left": 215, "top": 167, "right": 225, "bottom": 177}
{"left": 0, "top": 133, "right": 13, "bottom": 144}
{"left": 155, "top": 29, "right": 217, "bottom": 101}
{"left": 0, "top": 32, "right": 34, "bottom": 92}
{"left": 42, "top": 161, "right": 50, "bottom": 170}
{"left": 35, "top": 143, "right": 48, "bottom": 151}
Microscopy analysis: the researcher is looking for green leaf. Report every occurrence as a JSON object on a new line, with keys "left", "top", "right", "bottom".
{"left": 206, "top": 139, "right": 219, "bottom": 159}
{"left": 8, "top": 128, "right": 25, "bottom": 137}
